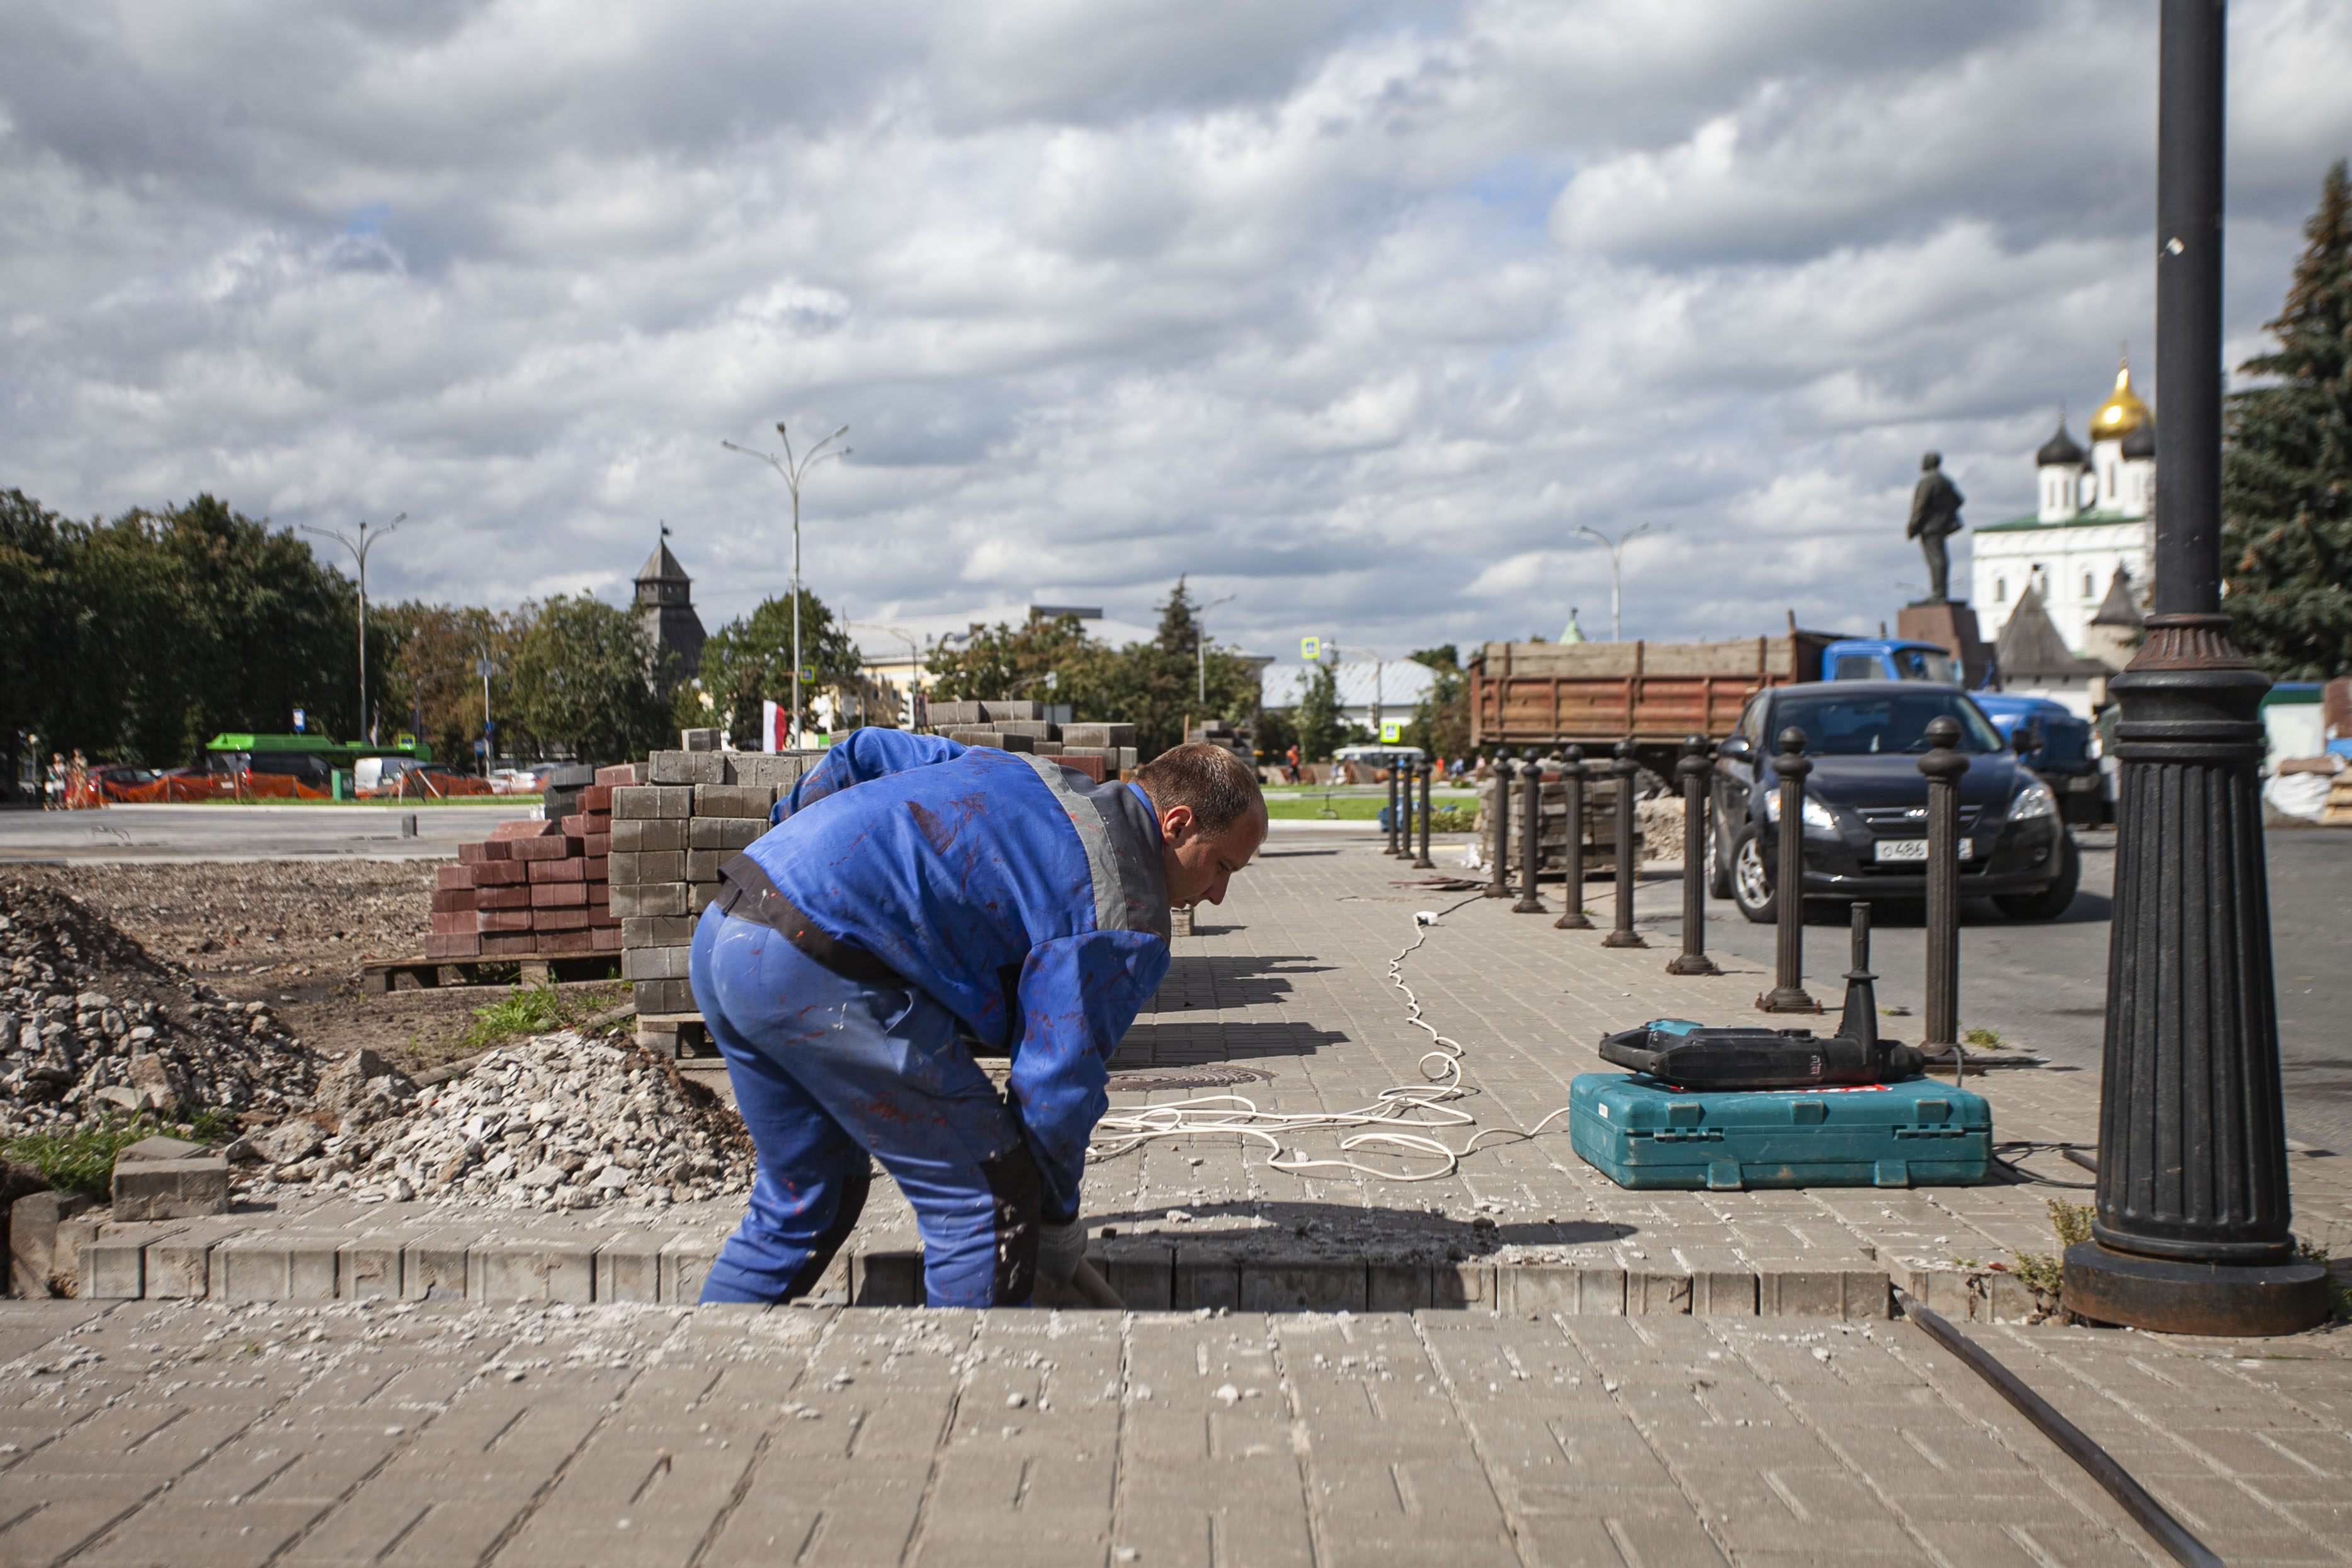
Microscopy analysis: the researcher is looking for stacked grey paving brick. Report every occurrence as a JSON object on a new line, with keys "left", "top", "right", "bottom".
{"left": 608, "top": 749, "right": 814, "bottom": 1027}
{"left": 931, "top": 699, "right": 1139, "bottom": 774}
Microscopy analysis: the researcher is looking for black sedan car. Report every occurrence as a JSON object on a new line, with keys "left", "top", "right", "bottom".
{"left": 1707, "top": 681, "right": 2078, "bottom": 923}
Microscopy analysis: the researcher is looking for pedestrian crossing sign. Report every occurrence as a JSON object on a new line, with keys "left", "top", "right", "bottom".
{"left": 1300, "top": 637, "right": 1321, "bottom": 661}
{"left": 1380, "top": 720, "right": 1402, "bottom": 743}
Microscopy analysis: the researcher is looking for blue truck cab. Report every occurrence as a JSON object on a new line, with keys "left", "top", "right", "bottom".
{"left": 1821, "top": 639, "right": 1962, "bottom": 685}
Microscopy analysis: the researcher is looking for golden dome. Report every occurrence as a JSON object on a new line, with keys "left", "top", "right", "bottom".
{"left": 2090, "top": 358, "right": 2150, "bottom": 442}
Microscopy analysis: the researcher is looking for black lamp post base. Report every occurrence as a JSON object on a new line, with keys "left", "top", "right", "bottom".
{"left": 1553, "top": 910, "right": 1593, "bottom": 931}
{"left": 1756, "top": 987, "right": 1822, "bottom": 1014}
{"left": 1482, "top": 885, "right": 1512, "bottom": 899}
{"left": 1601, "top": 929, "right": 1647, "bottom": 948}
{"left": 2062, "top": 1242, "right": 2332, "bottom": 1338}
{"left": 1511, "top": 894, "right": 1548, "bottom": 914}
{"left": 1666, "top": 953, "right": 1719, "bottom": 976}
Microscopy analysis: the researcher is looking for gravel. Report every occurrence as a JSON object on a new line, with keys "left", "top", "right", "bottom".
{"left": 249, "top": 1030, "right": 755, "bottom": 1212}
{"left": 0, "top": 877, "right": 324, "bottom": 1136}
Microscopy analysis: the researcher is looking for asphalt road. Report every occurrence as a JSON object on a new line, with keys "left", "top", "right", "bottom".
{"left": 1616, "top": 824, "right": 2352, "bottom": 1160}
{"left": 0, "top": 801, "right": 537, "bottom": 862}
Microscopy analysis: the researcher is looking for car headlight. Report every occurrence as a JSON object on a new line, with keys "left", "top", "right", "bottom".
{"left": 1766, "top": 794, "right": 1841, "bottom": 834}
{"left": 2010, "top": 781, "right": 2057, "bottom": 821}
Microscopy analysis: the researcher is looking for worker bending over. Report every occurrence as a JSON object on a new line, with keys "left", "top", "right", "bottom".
{"left": 690, "top": 732, "right": 1268, "bottom": 1307}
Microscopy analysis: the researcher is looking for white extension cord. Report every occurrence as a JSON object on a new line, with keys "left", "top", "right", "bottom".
{"left": 1086, "top": 897, "right": 1572, "bottom": 1183}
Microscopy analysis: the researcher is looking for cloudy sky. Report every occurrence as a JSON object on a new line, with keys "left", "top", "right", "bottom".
{"left": 6, "top": 0, "right": 2350, "bottom": 662}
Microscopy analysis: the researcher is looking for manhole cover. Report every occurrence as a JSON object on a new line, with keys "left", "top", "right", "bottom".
{"left": 1106, "top": 1064, "right": 1274, "bottom": 1091}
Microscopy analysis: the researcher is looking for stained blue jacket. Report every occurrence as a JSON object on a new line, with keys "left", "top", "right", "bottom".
{"left": 740, "top": 729, "right": 1171, "bottom": 1219}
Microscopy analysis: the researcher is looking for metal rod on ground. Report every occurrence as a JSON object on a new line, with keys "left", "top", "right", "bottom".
{"left": 1413, "top": 759, "right": 1434, "bottom": 869}
{"left": 1554, "top": 746, "right": 1592, "bottom": 929}
{"left": 1919, "top": 716, "right": 1968, "bottom": 1082}
{"left": 1602, "top": 739, "right": 1646, "bottom": 947}
{"left": 2064, "top": 0, "right": 2331, "bottom": 1338}
{"left": 1484, "top": 753, "right": 1513, "bottom": 897}
{"left": 1667, "top": 734, "right": 1718, "bottom": 974}
{"left": 1758, "top": 726, "right": 1818, "bottom": 1011}
{"left": 1896, "top": 1291, "right": 2222, "bottom": 1568}
{"left": 1512, "top": 749, "right": 1547, "bottom": 913}
{"left": 1373, "top": 761, "right": 1392, "bottom": 860}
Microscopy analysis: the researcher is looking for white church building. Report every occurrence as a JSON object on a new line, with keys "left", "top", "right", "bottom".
{"left": 1969, "top": 358, "right": 2155, "bottom": 657}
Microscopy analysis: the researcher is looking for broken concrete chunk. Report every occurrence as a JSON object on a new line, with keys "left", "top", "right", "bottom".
{"left": 253, "top": 1119, "right": 325, "bottom": 1166}
{"left": 111, "top": 1154, "right": 230, "bottom": 1221}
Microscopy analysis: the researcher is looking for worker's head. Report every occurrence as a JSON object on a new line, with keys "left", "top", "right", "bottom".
{"left": 1133, "top": 742, "right": 1268, "bottom": 909}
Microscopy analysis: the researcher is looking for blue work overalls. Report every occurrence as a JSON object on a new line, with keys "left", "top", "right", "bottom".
{"left": 688, "top": 730, "right": 1171, "bottom": 1308}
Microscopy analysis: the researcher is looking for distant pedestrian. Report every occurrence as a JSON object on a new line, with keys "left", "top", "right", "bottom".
{"left": 1284, "top": 744, "right": 1300, "bottom": 783}
{"left": 43, "top": 754, "right": 63, "bottom": 810}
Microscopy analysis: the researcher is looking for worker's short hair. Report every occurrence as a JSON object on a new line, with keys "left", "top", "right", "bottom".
{"left": 1133, "top": 743, "right": 1266, "bottom": 838}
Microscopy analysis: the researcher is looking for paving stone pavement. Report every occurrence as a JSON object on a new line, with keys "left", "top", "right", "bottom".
{"left": 1, "top": 1294, "right": 2348, "bottom": 1566}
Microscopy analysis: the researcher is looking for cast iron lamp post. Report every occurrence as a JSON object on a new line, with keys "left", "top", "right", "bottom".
{"left": 2062, "top": 0, "right": 2330, "bottom": 1336}
{"left": 723, "top": 423, "right": 850, "bottom": 749}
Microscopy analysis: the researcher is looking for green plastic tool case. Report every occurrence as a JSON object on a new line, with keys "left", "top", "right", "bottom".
{"left": 1569, "top": 1072, "right": 1992, "bottom": 1190}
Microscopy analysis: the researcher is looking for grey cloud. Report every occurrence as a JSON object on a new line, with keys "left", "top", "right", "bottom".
{"left": 3, "top": 0, "right": 2348, "bottom": 664}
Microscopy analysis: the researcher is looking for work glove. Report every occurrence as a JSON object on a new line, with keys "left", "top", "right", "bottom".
{"left": 1035, "top": 1215, "right": 1087, "bottom": 1287}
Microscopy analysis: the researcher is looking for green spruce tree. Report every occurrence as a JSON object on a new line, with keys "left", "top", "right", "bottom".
{"left": 2223, "top": 158, "right": 2352, "bottom": 679}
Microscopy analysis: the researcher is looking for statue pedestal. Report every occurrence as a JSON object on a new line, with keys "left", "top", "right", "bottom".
{"left": 1898, "top": 602, "right": 1992, "bottom": 688}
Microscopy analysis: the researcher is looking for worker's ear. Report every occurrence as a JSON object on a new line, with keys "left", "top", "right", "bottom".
{"left": 1161, "top": 803, "right": 1196, "bottom": 843}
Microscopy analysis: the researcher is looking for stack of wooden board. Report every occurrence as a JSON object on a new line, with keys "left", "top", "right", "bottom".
{"left": 426, "top": 801, "right": 618, "bottom": 958}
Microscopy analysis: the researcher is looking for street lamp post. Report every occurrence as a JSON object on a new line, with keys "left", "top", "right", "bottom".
{"left": 2062, "top": 0, "right": 2330, "bottom": 1337}
{"left": 300, "top": 513, "right": 404, "bottom": 742}
{"left": 475, "top": 657, "right": 497, "bottom": 778}
{"left": 1196, "top": 594, "right": 1237, "bottom": 705}
{"left": 723, "top": 423, "right": 850, "bottom": 748}
{"left": 1575, "top": 523, "right": 1653, "bottom": 642}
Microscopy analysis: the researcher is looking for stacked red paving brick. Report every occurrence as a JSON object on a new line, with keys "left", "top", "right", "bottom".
{"left": 425, "top": 790, "right": 621, "bottom": 959}
{"left": 929, "top": 700, "right": 1137, "bottom": 781}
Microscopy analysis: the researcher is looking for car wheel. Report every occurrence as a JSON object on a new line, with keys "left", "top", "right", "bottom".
{"left": 1707, "top": 811, "right": 1733, "bottom": 900}
{"left": 1995, "top": 835, "right": 2079, "bottom": 921}
{"left": 1731, "top": 827, "right": 1776, "bottom": 924}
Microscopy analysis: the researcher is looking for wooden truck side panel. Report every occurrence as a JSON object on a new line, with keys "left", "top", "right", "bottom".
{"left": 1469, "top": 635, "right": 1832, "bottom": 747}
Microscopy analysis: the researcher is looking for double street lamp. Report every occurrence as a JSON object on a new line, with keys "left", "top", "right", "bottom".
{"left": 724, "top": 423, "right": 850, "bottom": 748}
{"left": 300, "top": 513, "right": 403, "bottom": 744}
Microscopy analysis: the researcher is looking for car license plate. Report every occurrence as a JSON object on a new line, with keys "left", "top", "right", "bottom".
{"left": 1875, "top": 838, "right": 1972, "bottom": 863}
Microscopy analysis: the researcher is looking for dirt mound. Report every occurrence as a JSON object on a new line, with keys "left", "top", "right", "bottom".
{"left": 0, "top": 877, "right": 324, "bottom": 1137}
{"left": 253, "top": 1029, "right": 754, "bottom": 1211}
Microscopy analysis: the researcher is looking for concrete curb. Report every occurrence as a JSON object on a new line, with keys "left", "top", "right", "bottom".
{"left": 72, "top": 1226, "right": 1919, "bottom": 1318}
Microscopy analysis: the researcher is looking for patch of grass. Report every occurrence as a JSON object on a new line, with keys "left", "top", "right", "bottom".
{"left": 1963, "top": 1026, "right": 2006, "bottom": 1050}
{"left": 457, "top": 979, "right": 631, "bottom": 1052}
{"left": 2010, "top": 1252, "right": 2065, "bottom": 1297}
{"left": 3, "top": 1108, "right": 232, "bottom": 1196}
{"left": 2047, "top": 1198, "right": 2094, "bottom": 1247}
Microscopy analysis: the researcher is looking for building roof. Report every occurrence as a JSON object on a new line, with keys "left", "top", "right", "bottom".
{"left": 2089, "top": 359, "right": 2150, "bottom": 443}
{"left": 1977, "top": 509, "right": 2147, "bottom": 534}
{"left": 2036, "top": 421, "right": 2086, "bottom": 467}
{"left": 636, "top": 540, "right": 690, "bottom": 584}
{"left": 1260, "top": 661, "right": 1439, "bottom": 711}
{"left": 2120, "top": 421, "right": 2156, "bottom": 460}
{"left": 1995, "top": 585, "right": 2110, "bottom": 679}
{"left": 2089, "top": 567, "right": 2145, "bottom": 628}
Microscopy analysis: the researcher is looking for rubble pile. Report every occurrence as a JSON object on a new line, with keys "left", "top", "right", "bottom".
{"left": 0, "top": 878, "right": 324, "bottom": 1135}
{"left": 258, "top": 1030, "right": 754, "bottom": 1210}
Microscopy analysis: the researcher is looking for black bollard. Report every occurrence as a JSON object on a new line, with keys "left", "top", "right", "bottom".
{"left": 1385, "top": 762, "right": 1403, "bottom": 856}
{"left": 1513, "top": 749, "right": 1547, "bottom": 912}
{"left": 1757, "top": 727, "right": 1820, "bottom": 1011}
{"left": 1918, "top": 717, "right": 1968, "bottom": 1081}
{"left": 1413, "top": 760, "right": 1434, "bottom": 869}
{"left": 1482, "top": 753, "right": 1513, "bottom": 897}
{"left": 1601, "top": 739, "right": 1647, "bottom": 947}
{"left": 1667, "top": 734, "right": 1719, "bottom": 974}
{"left": 1552, "top": 746, "right": 1593, "bottom": 929}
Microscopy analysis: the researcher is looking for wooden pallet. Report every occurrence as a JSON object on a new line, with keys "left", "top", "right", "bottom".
{"left": 361, "top": 953, "right": 624, "bottom": 994}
